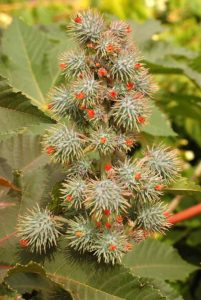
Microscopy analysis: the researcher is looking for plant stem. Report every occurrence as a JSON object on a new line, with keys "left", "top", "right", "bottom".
{"left": 168, "top": 203, "right": 201, "bottom": 224}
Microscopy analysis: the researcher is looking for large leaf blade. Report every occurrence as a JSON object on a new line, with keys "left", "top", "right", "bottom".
{"left": 122, "top": 238, "right": 197, "bottom": 280}
{"left": 0, "top": 18, "right": 59, "bottom": 108}
{"left": 143, "top": 104, "right": 176, "bottom": 136}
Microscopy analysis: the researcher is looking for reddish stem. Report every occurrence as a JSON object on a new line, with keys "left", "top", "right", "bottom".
{"left": 168, "top": 203, "right": 201, "bottom": 224}
{"left": 0, "top": 231, "right": 16, "bottom": 245}
{"left": 0, "top": 265, "right": 13, "bottom": 270}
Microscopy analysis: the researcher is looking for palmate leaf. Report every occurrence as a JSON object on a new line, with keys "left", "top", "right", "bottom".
{"left": 0, "top": 18, "right": 62, "bottom": 110}
{"left": 144, "top": 44, "right": 201, "bottom": 88}
{"left": 166, "top": 177, "right": 201, "bottom": 195}
{"left": 41, "top": 239, "right": 188, "bottom": 300}
{"left": 131, "top": 20, "right": 164, "bottom": 47}
{"left": 185, "top": 118, "right": 201, "bottom": 148}
{"left": 142, "top": 103, "right": 176, "bottom": 136}
{"left": 158, "top": 92, "right": 201, "bottom": 122}
{"left": 0, "top": 76, "right": 51, "bottom": 120}
{"left": 0, "top": 107, "right": 51, "bottom": 141}
{"left": 4, "top": 262, "right": 73, "bottom": 300}
{"left": 0, "top": 133, "right": 44, "bottom": 170}
{"left": 147, "top": 279, "right": 183, "bottom": 300}
{"left": 122, "top": 238, "right": 197, "bottom": 280}
{"left": 0, "top": 76, "right": 54, "bottom": 141}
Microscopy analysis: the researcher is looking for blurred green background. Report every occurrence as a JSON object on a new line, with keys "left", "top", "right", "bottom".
{"left": 0, "top": 1, "right": 201, "bottom": 299}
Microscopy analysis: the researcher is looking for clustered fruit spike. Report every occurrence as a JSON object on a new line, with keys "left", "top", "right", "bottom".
{"left": 16, "top": 10, "right": 180, "bottom": 264}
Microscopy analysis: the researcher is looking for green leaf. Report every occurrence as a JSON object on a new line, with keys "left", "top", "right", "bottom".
{"left": 185, "top": 118, "right": 201, "bottom": 148}
{"left": 49, "top": 273, "right": 123, "bottom": 300}
{"left": 143, "top": 104, "right": 176, "bottom": 136}
{"left": 0, "top": 133, "right": 43, "bottom": 170}
{"left": 131, "top": 20, "right": 164, "bottom": 47}
{"left": 44, "top": 246, "right": 170, "bottom": 300}
{"left": 143, "top": 41, "right": 196, "bottom": 65}
{"left": 0, "top": 76, "right": 52, "bottom": 121}
{"left": 158, "top": 92, "right": 201, "bottom": 122}
{"left": 0, "top": 18, "right": 61, "bottom": 109}
{"left": 147, "top": 279, "right": 183, "bottom": 300}
{"left": 166, "top": 177, "right": 201, "bottom": 195}
{"left": 0, "top": 75, "right": 54, "bottom": 141}
{"left": 4, "top": 262, "right": 73, "bottom": 299}
{"left": 122, "top": 238, "right": 197, "bottom": 280}
{"left": 0, "top": 107, "right": 51, "bottom": 141}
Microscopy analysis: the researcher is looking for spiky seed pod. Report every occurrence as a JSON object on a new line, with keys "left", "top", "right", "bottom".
{"left": 42, "top": 125, "right": 85, "bottom": 164}
{"left": 89, "top": 128, "right": 117, "bottom": 155}
{"left": 134, "top": 202, "right": 171, "bottom": 233}
{"left": 116, "top": 134, "right": 135, "bottom": 152}
{"left": 142, "top": 145, "right": 180, "bottom": 183}
{"left": 128, "top": 229, "right": 148, "bottom": 243}
{"left": 85, "top": 179, "right": 129, "bottom": 220}
{"left": 116, "top": 160, "right": 163, "bottom": 202}
{"left": 61, "top": 177, "right": 87, "bottom": 210}
{"left": 95, "top": 31, "right": 120, "bottom": 57}
{"left": 67, "top": 160, "right": 92, "bottom": 178}
{"left": 72, "top": 75, "right": 101, "bottom": 107}
{"left": 17, "top": 205, "right": 62, "bottom": 254}
{"left": 85, "top": 107, "right": 105, "bottom": 125}
{"left": 66, "top": 216, "right": 95, "bottom": 252}
{"left": 59, "top": 50, "right": 89, "bottom": 79}
{"left": 69, "top": 10, "right": 104, "bottom": 44}
{"left": 92, "top": 230, "right": 128, "bottom": 264}
{"left": 110, "top": 50, "right": 141, "bottom": 81}
{"left": 109, "top": 21, "right": 131, "bottom": 39}
{"left": 112, "top": 94, "right": 151, "bottom": 132}
{"left": 48, "top": 86, "right": 79, "bottom": 119}
{"left": 134, "top": 69, "right": 156, "bottom": 96}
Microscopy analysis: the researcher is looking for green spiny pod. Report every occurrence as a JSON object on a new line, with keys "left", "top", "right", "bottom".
{"left": 134, "top": 69, "right": 156, "bottom": 96}
{"left": 134, "top": 202, "right": 171, "bottom": 233}
{"left": 85, "top": 179, "right": 129, "bottom": 220}
{"left": 67, "top": 160, "right": 92, "bottom": 178}
{"left": 84, "top": 107, "right": 106, "bottom": 125}
{"left": 72, "top": 75, "right": 102, "bottom": 107}
{"left": 116, "top": 160, "right": 164, "bottom": 202}
{"left": 17, "top": 205, "right": 62, "bottom": 254}
{"left": 95, "top": 31, "right": 120, "bottom": 57}
{"left": 116, "top": 134, "right": 136, "bottom": 153}
{"left": 59, "top": 50, "right": 89, "bottom": 79}
{"left": 128, "top": 229, "right": 148, "bottom": 243}
{"left": 92, "top": 230, "right": 129, "bottom": 264}
{"left": 69, "top": 10, "right": 104, "bottom": 44}
{"left": 110, "top": 50, "right": 141, "bottom": 81}
{"left": 66, "top": 216, "right": 95, "bottom": 252}
{"left": 48, "top": 86, "right": 79, "bottom": 119}
{"left": 61, "top": 177, "right": 87, "bottom": 210}
{"left": 89, "top": 127, "right": 117, "bottom": 155}
{"left": 112, "top": 93, "right": 151, "bottom": 132}
{"left": 42, "top": 125, "right": 85, "bottom": 164}
{"left": 109, "top": 20, "right": 132, "bottom": 39}
{"left": 142, "top": 144, "right": 181, "bottom": 183}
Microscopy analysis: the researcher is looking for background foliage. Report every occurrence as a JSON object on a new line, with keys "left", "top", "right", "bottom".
{"left": 0, "top": 1, "right": 200, "bottom": 299}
